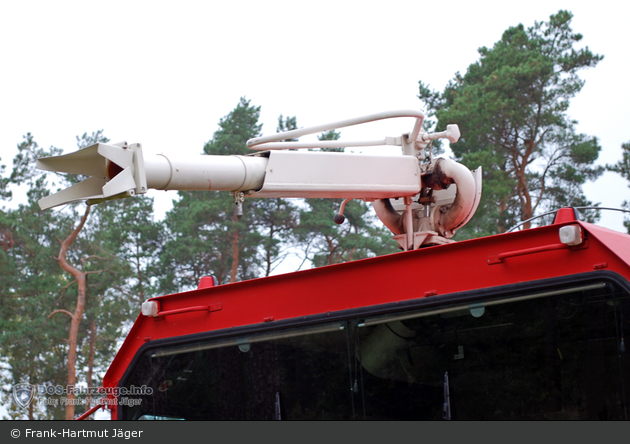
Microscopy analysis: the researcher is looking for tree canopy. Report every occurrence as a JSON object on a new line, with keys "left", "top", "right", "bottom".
{"left": 607, "top": 142, "right": 630, "bottom": 233}
{"left": 419, "top": 10, "right": 603, "bottom": 236}
{"left": 0, "top": 132, "right": 161, "bottom": 419}
{"left": 0, "top": 11, "right": 615, "bottom": 415}
{"left": 159, "top": 97, "right": 265, "bottom": 290}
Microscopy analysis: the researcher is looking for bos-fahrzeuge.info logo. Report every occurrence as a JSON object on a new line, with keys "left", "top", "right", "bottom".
{"left": 12, "top": 383, "right": 36, "bottom": 409}
{"left": 11, "top": 383, "right": 152, "bottom": 409}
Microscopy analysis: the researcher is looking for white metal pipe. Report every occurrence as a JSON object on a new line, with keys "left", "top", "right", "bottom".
{"left": 253, "top": 150, "right": 421, "bottom": 199}
{"left": 372, "top": 158, "right": 478, "bottom": 242}
{"left": 143, "top": 154, "right": 268, "bottom": 192}
{"left": 405, "top": 197, "right": 414, "bottom": 248}
{"left": 248, "top": 137, "right": 402, "bottom": 151}
{"left": 372, "top": 199, "right": 404, "bottom": 235}
{"left": 247, "top": 110, "right": 425, "bottom": 148}
{"left": 434, "top": 158, "right": 476, "bottom": 237}
{"left": 409, "top": 117, "right": 424, "bottom": 142}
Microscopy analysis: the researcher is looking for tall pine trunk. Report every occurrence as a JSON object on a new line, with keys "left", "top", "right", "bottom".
{"left": 48, "top": 205, "right": 91, "bottom": 420}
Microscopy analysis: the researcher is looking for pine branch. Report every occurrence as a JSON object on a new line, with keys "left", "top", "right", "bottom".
{"left": 48, "top": 309, "right": 74, "bottom": 320}
{"left": 84, "top": 270, "right": 105, "bottom": 276}
{"left": 80, "top": 255, "right": 108, "bottom": 264}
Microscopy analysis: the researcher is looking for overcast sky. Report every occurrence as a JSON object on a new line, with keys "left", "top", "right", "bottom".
{"left": 1, "top": 0, "right": 629, "bottom": 231}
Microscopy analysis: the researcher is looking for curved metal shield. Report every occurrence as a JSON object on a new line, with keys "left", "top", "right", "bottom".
{"left": 12, "top": 383, "right": 35, "bottom": 409}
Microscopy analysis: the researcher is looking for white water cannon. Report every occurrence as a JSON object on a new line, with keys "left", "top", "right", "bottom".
{"left": 36, "top": 110, "right": 481, "bottom": 250}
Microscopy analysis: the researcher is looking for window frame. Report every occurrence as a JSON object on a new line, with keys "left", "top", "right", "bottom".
{"left": 116, "top": 270, "right": 630, "bottom": 420}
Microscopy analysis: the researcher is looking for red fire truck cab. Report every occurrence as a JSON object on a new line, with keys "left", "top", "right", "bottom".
{"left": 101, "top": 207, "right": 630, "bottom": 420}
{"left": 36, "top": 111, "right": 630, "bottom": 420}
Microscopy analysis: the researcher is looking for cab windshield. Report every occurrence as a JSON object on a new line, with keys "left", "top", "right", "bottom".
{"left": 120, "top": 279, "right": 630, "bottom": 420}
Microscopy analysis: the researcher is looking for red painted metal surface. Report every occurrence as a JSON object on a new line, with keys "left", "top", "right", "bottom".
{"left": 102, "top": 211, "right": 630, "bottom": 418}
{"left": 76, "top": 403, "right": 105, "bottom": 421}
{"left": 487, "top": 242, "right": 571, "bottom": 264}
{"left": 154, "top": 303, "right": 222, "bottom": 319}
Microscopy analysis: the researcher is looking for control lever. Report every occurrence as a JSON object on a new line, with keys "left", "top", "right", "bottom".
{"left": 334, "top": 198, "right": 353, "bottom": 224}
{"left": 420, "top": 124, "right": 461, "bottom": 144}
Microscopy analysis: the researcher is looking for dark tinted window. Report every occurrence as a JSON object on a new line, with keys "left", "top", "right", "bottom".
{"left": 358, "top": 282, "right": 630, "bottom": 419}
{"left": 123, "top": 324, "right": 355, "bottom": 420}
{"left": 121, "top": 280, "right": 630, "bottom": 420}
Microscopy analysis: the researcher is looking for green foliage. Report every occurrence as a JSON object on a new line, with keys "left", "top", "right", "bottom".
{"left": 160, "top": 190, "right": 260, "bottom": 289}
{"left": 276, "top": 115, "right": 298, "bottom": 141}
{"left": 607, "top": 142, "right": 630, "bottom": 233}
{"left": 0, "top": 158, "right": 10, "bottom": 202}
{"left": 297, "top": 198, "right": 398, "bottom": 267}
{"left": 9, "top": 133, "right": 63, "bottom": 206}
{"left": 68, "top": 197, "right": 162, "bottom": 415}
{"left": 0, "top": 138, "right": 74, "bottom": 418}
{"left": 92, "top": 196, "right": 163, "bottom": 302}
{"left": 0, "top": 134, "right": 80, "bottom": 418}
{"left": 0, "top": 204, "right": 70, "bottom": 419}
{"left": 0, "top": 98, "right": 405, "bottom": 416}
{"left": 607, "top": 142, "right": 630, "bottom": 183}
{"left": 297, "top": 129, "right": 398, "bottom": 266}
{"left": 419, "top": 10, "right": 603, "bottom": 236}
{"left": 203, "top": 97, "right": 262, "bottom": 157}
{"left": 318, "top": 129, "right": 342, "bottom": 147}
{"left": 161, "top": 97, "right": 264, "bottom": 289}
{"left": 250, "top": 115, "right": 301, "bottom": 276}
{"left": 251, "top": 197, "right": 298, "bottom": 276}
{"left": 0, "top": 131, "right": 159, "bottom": 419}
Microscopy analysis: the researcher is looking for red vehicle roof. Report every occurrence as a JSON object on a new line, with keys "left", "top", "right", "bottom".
{"left": 103, "top": 208, "right": 630, "bottom": 397}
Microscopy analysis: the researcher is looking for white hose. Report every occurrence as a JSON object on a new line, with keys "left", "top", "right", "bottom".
{"left": 433, "top": 158, "right": 476, "bottom": 237}
{"left": 373, "top": 158, "right": 477, "bottom": 242}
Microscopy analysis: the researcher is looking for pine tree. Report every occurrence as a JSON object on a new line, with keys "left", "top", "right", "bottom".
{"left": 607, "top": 142, "right": 630, "bottom": 233}
{"left": 1, "top": 134, "right": 73, "bottom": 419}
{"left": 72, "top": 195, "right": 161, "bottom": 412}
{"left": 45, "top": 130, "right": 117, "bottom": 419}
{"left": 296, "top": 130, "right": 398, "bottom": 267}
{"left": 1, "top": 131, "right": 146, "bottom": 419}
{"left": 250, "top": 114, "right": 300, "bottom": 276}
{"left": 160, "top": 97, "right": 264, "bottom": 289}
{"left": 419, "top": 10, "right": 603, "bottom": 236}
